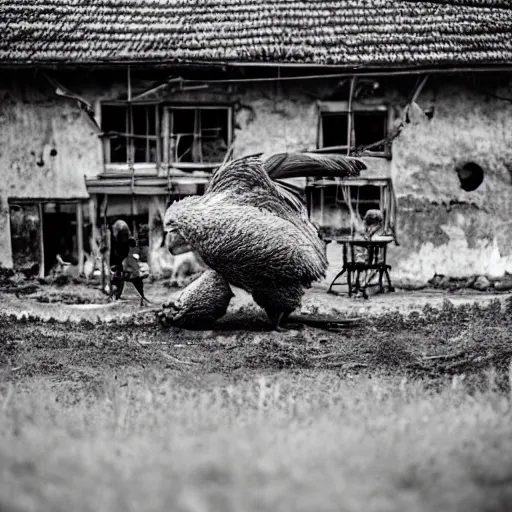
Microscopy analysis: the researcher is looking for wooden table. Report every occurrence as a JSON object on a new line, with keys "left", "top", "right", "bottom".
{"left": 324, "top": 236, "right": 395, "bottom": 298}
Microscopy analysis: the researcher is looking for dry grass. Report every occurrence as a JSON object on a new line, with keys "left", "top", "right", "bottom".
{"left": 1, "top": 369, "right": 512, "bottom": 512}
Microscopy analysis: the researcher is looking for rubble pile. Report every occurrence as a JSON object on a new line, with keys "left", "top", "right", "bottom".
{"left": 427, "top": 273, "right": 512, "bottom": 292}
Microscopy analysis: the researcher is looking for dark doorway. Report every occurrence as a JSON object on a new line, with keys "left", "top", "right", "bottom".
{"left": 42, "top": 202, "right": 79, "bottom": 274}
{"left": 9, "top": 202, "right": 41, "bottom": 275}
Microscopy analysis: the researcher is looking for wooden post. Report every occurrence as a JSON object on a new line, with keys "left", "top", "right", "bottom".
{"left": 148, "top": 197, "right": 158, "bottom": 277}
{"left": 105, "top": 225, "right": 111, "bottom": 294}
{"left": 320, "top": 187, "right": 324, "bottom": 227}
{"left": 89, "top": 196, "right": 98, "bottom": 249}
{"left": 382, "top": 185, "right": 389, "bottom": 234}
{"left": 127, "top": 65, "right": 137, "bottom": 237}
{"left": 76, "top": 202, "right": 84, "bottom": 275}
{"left": 131, "top": 194, "right": 137, "bottom": 236}
{"left": 38, "top": 202, "right": 45, "bottom": 279}
{"left": 346, "top": 76, "right": 357, "bottom": 156}
{"left": 100, "top": 194, "right": 109, "bottom": 293}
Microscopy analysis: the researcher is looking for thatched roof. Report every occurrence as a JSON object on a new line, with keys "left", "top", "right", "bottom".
{"left": 1, "top": 0, "right": 512, "bottom": 68}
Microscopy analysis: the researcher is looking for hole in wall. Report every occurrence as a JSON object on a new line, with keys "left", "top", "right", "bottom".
{"left": 455, "top": 162, "right": 484, "bottom": 192}
{"left": 50, "top": 148, "right": 57, "bottom": 157}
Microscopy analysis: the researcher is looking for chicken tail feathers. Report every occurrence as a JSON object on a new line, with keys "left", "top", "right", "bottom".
{"left": 264, "top": 152, "right": 366, "bottom": 180}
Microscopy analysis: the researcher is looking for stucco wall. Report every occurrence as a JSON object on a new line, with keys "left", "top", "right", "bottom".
{"left": 0, "top": 71, "right": 330, "bottom": 268}
{"left": 2, "top": 70, "right": 512, "bottom": 284}
{"left": 389, "top": 75, "right": 512, "bottom": 282}
{"left": 0, "top": 73, "right": 103, "bottom": 267}
{"left": 231, "top": 85, "right": 319, "bottom": 157}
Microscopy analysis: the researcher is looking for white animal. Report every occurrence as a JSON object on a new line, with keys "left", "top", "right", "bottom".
{"left": 169, "top": 251, "right": 205, "bottom": 287}
{"left": 52, "top": 254, "right": 80, "bottom": 279}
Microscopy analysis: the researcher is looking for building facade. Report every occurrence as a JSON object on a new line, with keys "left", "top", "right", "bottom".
{"left": 1, "top": 1, "right": 512, "bottom": 284}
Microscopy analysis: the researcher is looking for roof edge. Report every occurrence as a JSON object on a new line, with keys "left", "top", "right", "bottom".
{"left": 2, "top": 61, "right": 512, "bottom": 77}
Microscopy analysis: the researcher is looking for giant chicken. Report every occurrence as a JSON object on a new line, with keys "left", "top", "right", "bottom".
{"left": 160, "top": 152, "right": 366, "bottom": 330}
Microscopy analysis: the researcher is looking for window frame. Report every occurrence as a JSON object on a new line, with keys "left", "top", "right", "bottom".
{"left": 162, "top": 105, "right": 233, "bottom": 170}
{"left": 99, "top": 101, "right": 161, "bottom": 174}
{"left": 306, "top": 177, "right": 398, "bottom": 241}
{"left": 317, "top": 101, "right": 392, "bottom": 158}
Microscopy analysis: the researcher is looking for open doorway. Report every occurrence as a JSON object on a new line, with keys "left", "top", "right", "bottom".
{"left": 9, "top": 199, "right": 85, "bottom": 276}
{"left": 9, "top": 202, "right": 42, "bottom": 276}
{"left": 42, "top": 202, "right": 80, "bottom": 274}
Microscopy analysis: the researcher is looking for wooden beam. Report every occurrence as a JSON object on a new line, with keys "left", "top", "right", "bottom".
{"left": 319, "top": 101, "right": 388, "bottom": 113}
{"left": 346, "top": 76, "right": 356, "bottom": 156}
{"left": 100, "top": 194, "right": 108, "bottom": 293}
{"left": 309, "top": 178, "right": 390, "bottom": 187}
{"left": 89, "top": 196, "right": 97, "bottom": 242}
{"left": 37, "top": 202, "right": 45, "bottom": 278}
{"left": 76, "top": 202, "right": 84, "bottom": 275}
{"left": 320, "top": 187, "right": 324, "bottom": 226}
{"left": 5, "top": 62, "right": 512, "bottom": 76}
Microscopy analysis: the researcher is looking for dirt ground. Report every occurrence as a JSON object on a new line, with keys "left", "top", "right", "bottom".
{"left": 0, "top": 277, "right": 508, "bottom": 324}
{"left": 1, "top": 277, "right": 511, "bottom": 382}
{"left": 2, "top": 279, "right": 512, "bottom": 512}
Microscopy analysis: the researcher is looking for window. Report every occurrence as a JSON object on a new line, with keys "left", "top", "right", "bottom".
{"left": 100, "top": 103, "right": 231, "bottom": 171}
{"left": 343, "top": 185, "right": 382, "bottom": 217}
{"left": 101, "top": 103, "right": 160, "bottom": 165}
{"left": 309, "top": 184, "right": 381, "bottom": 233}
{"left": 165, "top": 107, "right": 231, "bottom": 167}
{"left": 307, "top": 179, "right": 396, "bottom": 240}
{"left": 318, "top": 102, "right": 389, "bottom": 156}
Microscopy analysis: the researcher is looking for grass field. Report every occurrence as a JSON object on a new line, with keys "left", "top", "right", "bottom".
{"left": 1, "top": 298, "right": 512, "bottom": 511}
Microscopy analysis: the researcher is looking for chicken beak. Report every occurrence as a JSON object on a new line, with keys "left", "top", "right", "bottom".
{"left": 165, "top": 229, "right": 193, "bottom": 255}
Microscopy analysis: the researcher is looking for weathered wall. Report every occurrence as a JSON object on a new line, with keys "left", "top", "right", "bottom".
{"left": 231, "top": 85, "right": 319, "bottom": 157}
{"left": 389, "top": 74, "right": 512, "bottom": 282}
{"left": 2, "top": 69, "right": 512, "bottom": 285}
{"left": 0, "top": 72, "right": 103, "bottom": 267}
{"left": 95, "top": 75, "right": 329, "bottom": 158}
{"left": 0, "top": 71, "right": 329, "bottom": 268}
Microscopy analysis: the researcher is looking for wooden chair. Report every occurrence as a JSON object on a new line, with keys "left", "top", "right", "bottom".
{"left": 328, "top": 238, "right": 395, "bottom": 298}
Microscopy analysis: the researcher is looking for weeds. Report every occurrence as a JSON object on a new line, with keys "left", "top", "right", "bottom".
{"left": 1, "top": 296, "right": 512, "bottom": 510}
{"left": 1, "top": 372, "right": 512, "bottom": 511}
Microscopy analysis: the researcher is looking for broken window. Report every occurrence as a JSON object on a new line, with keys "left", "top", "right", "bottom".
{"left": 321, "top": 113, "right": 349, "bottom": 150}
{"left": 344, "top": 185, "right": 382, "bottom": 217}
{"left": 165, "top": 107, "right": 231, "bottom": 166}
{"left": 101, "top": 103, "right": 160, "bottom": 165}
{"left": 353, "top": 112, "right": 389, "bottom": 151}
{"left": 307, "top": 179, "right": 396, "bottom": 240}
{"left": 318, "top": 102, "right": 389, "bottom": 156}
{"left": 308, "top": 185, "right": 381, "bottom": 235}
